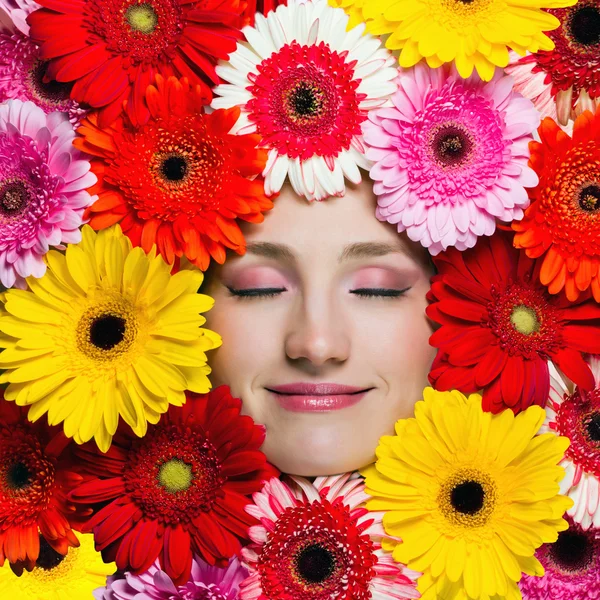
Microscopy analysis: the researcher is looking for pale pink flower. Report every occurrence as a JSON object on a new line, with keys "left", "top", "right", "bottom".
{"left": 0, "top": 0, "right": 87, "bottom": 125}
{"left": 364, "top": 63, "right": 540, "bottom": 255}
{"left": 0, "top": 99, "right": 96, "bottom": 288}
{"left": 0, "top": 0, "right": 39, "bottom": 35}
{"left": 240, "top": 473, "right": 420, "bottom": 600}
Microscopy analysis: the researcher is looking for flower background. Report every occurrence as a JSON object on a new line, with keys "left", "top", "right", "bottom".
{"left": 0, "top": 0, "right": 599, "bottom": 598}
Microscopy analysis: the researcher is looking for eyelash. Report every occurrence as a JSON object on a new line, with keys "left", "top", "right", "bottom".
{"left": 226, "top": 287, "right": 410, "bottom": 300}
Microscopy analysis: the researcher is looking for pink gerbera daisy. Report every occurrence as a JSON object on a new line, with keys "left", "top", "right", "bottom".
{"left": 239, "top": 473, "right": 420, "bottom": 600}
{"left": 94, "top": 555, "right": 248, "bottom": 600}
{"left": 0, "top": 99, "right": 96, "bottom": 288}
{"left": 519, "top": 517, "right": 600, "bottom": 600}
{"left": 541, "top": 357, "right": 600, "bottom": 530}
{"left": 364, "top": 63, "right": 540, "bottom": 255}
{"left": 211, "top": 0, "right": 398, "bottom": 201}
{"left": 0, "top": 28, "right": 87, "bottom": 125}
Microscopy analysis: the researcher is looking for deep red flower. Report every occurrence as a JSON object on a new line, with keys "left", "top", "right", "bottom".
{"left": 68, "top": 385, "right": 278, "bottom": 585}
{"left": 513, "top": 110, "right": 600, "bottom": 302}
{"left": 426, "top": 231, "right": 600, "bottom": 413}
{"left": 516, "top": 2, "right": 600, "bottom": 119}
{"left": 76, "top": 75, "right": 273, "bottom": 270}
{"left": 27, "top": 0, "right": 244, "bottom": 127}
{"left": 0, "top": 398, "right": 82, "bottom": 572}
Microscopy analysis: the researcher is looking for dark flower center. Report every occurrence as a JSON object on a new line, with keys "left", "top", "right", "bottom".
{"left": 0, "top": 181, "right": 29, "bottom": 215}
{"left": 579, "top": 184, "right": 600, "bottom": 212}
{"left": 296, "top": 544, "right": 335, "bottom": 584}
{"left": 549, "top": 530, "right": 595, "bottom": 573}
{"left": 6, "top": 462, "right": 31, "bottom": 489}
{"left": 89, "top": 315, "right": 126, "bottom": 350}
{"left": 432, "top": 125, "right": 473, "bottom": 167}
{"left": 36, "top": 536, "right": 66, "bottom": 570}
{"left": 451, "top": 481, "right": 485, "bottom": 515}
{"left": 126, "top": 3, "right": 158, "bottom": 34}
{"left": 29, "top": 60, "right": 73, "bottom": 104}
{"left": 586, "top": 412, "right": 600, "bottom": 442}
{"left": 160, "top": 155, "right": 188, "bottom": 182}
{"left": 290, "top": 82, "right": 323, "bottom": 118}
{"left": 570, "top": 6, "right": 600, "bottom": 46}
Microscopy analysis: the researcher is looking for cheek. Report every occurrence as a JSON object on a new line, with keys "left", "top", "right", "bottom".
{"left": 204, "top": 300, "right": 284, "bottom": 393}
{"left": 355, "top": 297, "right": 435, "bottom": 385}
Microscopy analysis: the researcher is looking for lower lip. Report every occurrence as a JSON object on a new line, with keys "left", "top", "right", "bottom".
{"left": 268, "top": 390, "right": 370, "bottom": 412}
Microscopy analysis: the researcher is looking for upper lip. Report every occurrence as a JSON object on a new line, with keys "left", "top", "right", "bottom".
{"left": 265, "top": 383, "right": 372, "bottom": 395}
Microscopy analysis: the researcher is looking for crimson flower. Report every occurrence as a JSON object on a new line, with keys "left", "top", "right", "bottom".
{"left": 27, "top": 0, "right": 244, "bottom": 127}
{"left": 427, "top": 231, "right": 600, "bottom": 413}
{"left": 0, "top": 398, "right": 82, "bottom": 572}
{"left": 69, "top": 386, "right": 277, "bottom": 585}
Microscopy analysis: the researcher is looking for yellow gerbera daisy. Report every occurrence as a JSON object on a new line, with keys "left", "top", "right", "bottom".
{"left": 352, "top": 0, "right": 576, "bottom": 80}
{"left": 361, "top": 387, "right": 574, "bottom": 600}
{"left": 328, "top": 0, "right": 367, "bottom": 28}
{"left": 0, "top": 225, "right": 222, "bottom": 452}
{"left": 0, "top": 532, "right": 114, "bottom": 600}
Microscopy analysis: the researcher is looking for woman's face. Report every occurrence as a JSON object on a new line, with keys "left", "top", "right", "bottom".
{"left": 202, "top": 180, "right": 436, "bottom": 476}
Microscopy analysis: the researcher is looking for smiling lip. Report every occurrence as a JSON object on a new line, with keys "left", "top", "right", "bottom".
{"left": 265, "top": 383, "right": 373, "bottom": 412}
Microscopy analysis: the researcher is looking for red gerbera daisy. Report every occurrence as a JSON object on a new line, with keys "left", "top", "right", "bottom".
{"left": 26, "top": 0, "right": 244, "bottom": 127}
{"left": 426, "top": 230, "right": 600, "bottom": 414}
{"left": 76, "top": 75, "right": 273, "bottom": 270}
{"left": 513, "top": 110, "right": 600, "bottom": 302}
{"left": 68, "top": 385, "right": 278, "bottom": 585}
{"left": 0, "top": 397, "right": 82, "bottom": 572}
{"left": 509, "top": 1, "right": 600, "bottom": 124}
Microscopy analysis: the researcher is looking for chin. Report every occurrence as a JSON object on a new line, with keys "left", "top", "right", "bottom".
{"left": 265, "top": 438, "right": 376, "bottom": 477}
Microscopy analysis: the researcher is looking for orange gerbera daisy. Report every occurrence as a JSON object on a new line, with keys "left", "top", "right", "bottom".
{"left": 76, "top": 75, "right": 273, "bottom": 270}
{"left": 513, "top": 109, "right": 600, "bottom": 302}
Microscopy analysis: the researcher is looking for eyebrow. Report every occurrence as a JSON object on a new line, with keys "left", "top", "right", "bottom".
{"left": 244, "top": 241, "right": 412, "bottom": 264}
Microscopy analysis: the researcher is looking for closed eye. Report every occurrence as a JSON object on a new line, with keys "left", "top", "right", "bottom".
{"left": 226, "top": 287, "right": 411, "bottom": 299}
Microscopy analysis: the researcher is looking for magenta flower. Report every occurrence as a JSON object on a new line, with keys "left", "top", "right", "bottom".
{"left": 0, "top": 99, "right": 96, "bottom": 288}
{"left": 519, "top": 517, "right": 600, "bottom": 600}
{"left": 364, "top": 64, "right": 541, "bottom": 255}
{"left": 0, "top": 0, "right": 86, "bottom": 125}
{"left": 94, "top": 555, "right": 248, "bottom": 600}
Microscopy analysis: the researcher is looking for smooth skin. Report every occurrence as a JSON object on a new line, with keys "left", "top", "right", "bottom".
{"left": 201, "top": 179, "right": 437, "bottom": 476}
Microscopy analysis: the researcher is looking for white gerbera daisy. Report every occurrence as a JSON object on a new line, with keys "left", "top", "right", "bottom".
{"left": 541, "top": 357, "right": 600, "bottom": 530}
{"left": 212, "top": 0, "right": 397, "bottom": 201}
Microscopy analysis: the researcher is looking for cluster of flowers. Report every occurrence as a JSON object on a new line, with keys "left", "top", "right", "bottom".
{"left": 0, "top": 0, "right": 599, "bottom": 598}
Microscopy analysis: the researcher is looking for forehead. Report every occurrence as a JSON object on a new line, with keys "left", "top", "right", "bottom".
{"left": 241, "top": 180, "right": 401, "bottom": 247}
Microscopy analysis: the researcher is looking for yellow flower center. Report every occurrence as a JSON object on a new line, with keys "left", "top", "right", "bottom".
{"left": 126, "top": 3, "right": 158, "bottom": 34}
{"left": 158, "top": 459, "right": 193, "bottom": 493}
{"left": 29, "top": 540, "right": 78, "bottom": 585}
{"left": 438, "top": 0, "right": 495, "bottom": 28}
{"left": 438, "top": 468, "right": 497, "bottom": 528}
{"left": 76, "top": 299, "right": 139, "bottom": 362}
{"left": 510, "top": 304, "right": 540, "bottom": 335}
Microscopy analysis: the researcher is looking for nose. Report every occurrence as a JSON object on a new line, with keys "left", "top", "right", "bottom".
{"left": 284, "top": 291, "right": 351, "bottom": 367}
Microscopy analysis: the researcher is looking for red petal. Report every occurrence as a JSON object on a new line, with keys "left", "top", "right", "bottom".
{"left": 474, "top": 345, "right": 508, "bottom": 388}
{"left": 553, "top": 348, "right": 596, "bottom": 391}
{"left": 128, "top": 519, "right": 160, "bottom": 572}
{"left": 163, "top": 525, "right": 192, "bottom": 583}
{"left": 500, "top": 356, "right": 525, "bottom": 409}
